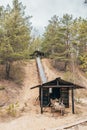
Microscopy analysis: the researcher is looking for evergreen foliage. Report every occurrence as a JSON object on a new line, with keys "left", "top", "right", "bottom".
{"left": 0, "top": 0, "right": 32, "bottom": 79}
{"left": 0, "top": 0, "right": 87, "bottom": 77}
{"left": 41, "top": 14, "right": 87, "bottom": 71}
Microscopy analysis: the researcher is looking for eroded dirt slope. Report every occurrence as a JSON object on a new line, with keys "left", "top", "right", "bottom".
{"left": 0, "top": 59, "right": 87, "bottom": 130}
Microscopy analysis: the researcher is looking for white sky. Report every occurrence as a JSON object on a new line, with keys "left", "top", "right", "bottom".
{"left": 0, "top": 0, "right": 87, "bottom": 35}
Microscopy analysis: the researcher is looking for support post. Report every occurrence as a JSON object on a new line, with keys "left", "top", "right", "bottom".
{"left": 72, "top": 87, "right": 75, "bottom": 114}
{"left": 41, "top": 86, "right": 43, "bottom": 114}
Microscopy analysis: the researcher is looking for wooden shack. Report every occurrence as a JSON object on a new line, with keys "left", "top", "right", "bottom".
{"left": 30, "top": 50, "right": 85, "bottom": 114}
{"left": 30, "top": 50, "right": 44, "bottom": 58}
{"left": 31, "top": 77, "right": 84, "bottom": 114}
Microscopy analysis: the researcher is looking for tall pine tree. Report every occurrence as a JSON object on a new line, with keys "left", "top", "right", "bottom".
{"left": 0, "top": 0, "right": 32, "bottom": 79}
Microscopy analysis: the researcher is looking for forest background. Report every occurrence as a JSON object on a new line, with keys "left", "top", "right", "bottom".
{"left": 0, "top": 0, "right": 87, "bottom": 81}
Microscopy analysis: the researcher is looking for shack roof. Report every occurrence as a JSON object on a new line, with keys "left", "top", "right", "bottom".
{"left": 30, "top": 50, "right": 44, "bottom": 57}
{"left": 30, "top": 77, "right": 85, "bottom": 89}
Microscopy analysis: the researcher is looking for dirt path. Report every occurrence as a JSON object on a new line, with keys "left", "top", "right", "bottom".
{"left": 17, "top": 60, "right": 40, "bottom": 109}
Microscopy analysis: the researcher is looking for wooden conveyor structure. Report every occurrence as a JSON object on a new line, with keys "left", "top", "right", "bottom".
{"left": 30, "top": 50, "right": 85, "bottom": 114}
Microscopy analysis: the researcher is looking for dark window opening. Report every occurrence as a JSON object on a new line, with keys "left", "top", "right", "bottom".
{"left": 50, "top": 88, "right": 60, "bottom": 99}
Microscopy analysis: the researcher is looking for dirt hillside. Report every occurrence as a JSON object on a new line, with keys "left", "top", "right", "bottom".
{"left": 0, "top": 59, "right": 87, "bottom": 130}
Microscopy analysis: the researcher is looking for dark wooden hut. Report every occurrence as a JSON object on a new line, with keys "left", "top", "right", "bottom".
{"left": 30, "top": 50, "right": 44, "bottom": 58}
{"left": 31, "top": 77, "right": 84, "bottom": 114}
{"left": 30, "top": 50, "right": 85, "bottom": 114}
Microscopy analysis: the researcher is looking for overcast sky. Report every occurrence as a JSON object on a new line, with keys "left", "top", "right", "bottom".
{"left": 0, "top": 0, "right": 87, "bottom": 35}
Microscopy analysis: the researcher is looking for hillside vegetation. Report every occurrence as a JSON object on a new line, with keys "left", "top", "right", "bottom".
{"left": 31, "top": 15, "right": 87, "bottom": 74}
{"left": 0, "top": 0, "right": 87, "bottom": 110}
{"left": 0, "top": 1, "right": 87, "bottom": 130}
{"left": 0, "top": 0, "right": 87, "bottom": 82}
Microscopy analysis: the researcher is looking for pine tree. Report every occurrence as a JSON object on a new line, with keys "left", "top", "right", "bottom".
{"left": 0, "top": 0, "right": 32, "bottom": 79}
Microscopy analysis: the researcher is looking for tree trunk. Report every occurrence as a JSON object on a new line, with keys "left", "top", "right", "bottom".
{"left": 5, "top": 61, "right": 10, "bottom": 80}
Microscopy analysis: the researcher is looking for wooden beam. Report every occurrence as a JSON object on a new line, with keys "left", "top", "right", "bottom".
{"left": 72, "top": 87, "right": 75, "bottom": 114}
{"left": 43, "top": 85, "right": 73, "bottom": 88}
{"left": 41, "top": 86, "right": 43, "bottom": 114}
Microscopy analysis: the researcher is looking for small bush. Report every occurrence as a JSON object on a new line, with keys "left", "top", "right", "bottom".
{"left": 10, "top": 62, "right": 25, "bottom": 85}
{"left": 0, "top": 65, "right": 5, "bottom": 79}
{"left": 0, "top": 86, "right": 5, "bottom": 90}
{"left": 52, "top": 60, "right": 67, "bottom": 71}
{"left": 6, "top": 102, "right": 19, "bottom": 117}
{"left": 85, "top": 71, "right": 87, "bottom": 77}
{"left": 75, "top": 98, "right": 82, "bottom": 104}
{"left": 0, "top": 61, "right": 25, "bottom": 85}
